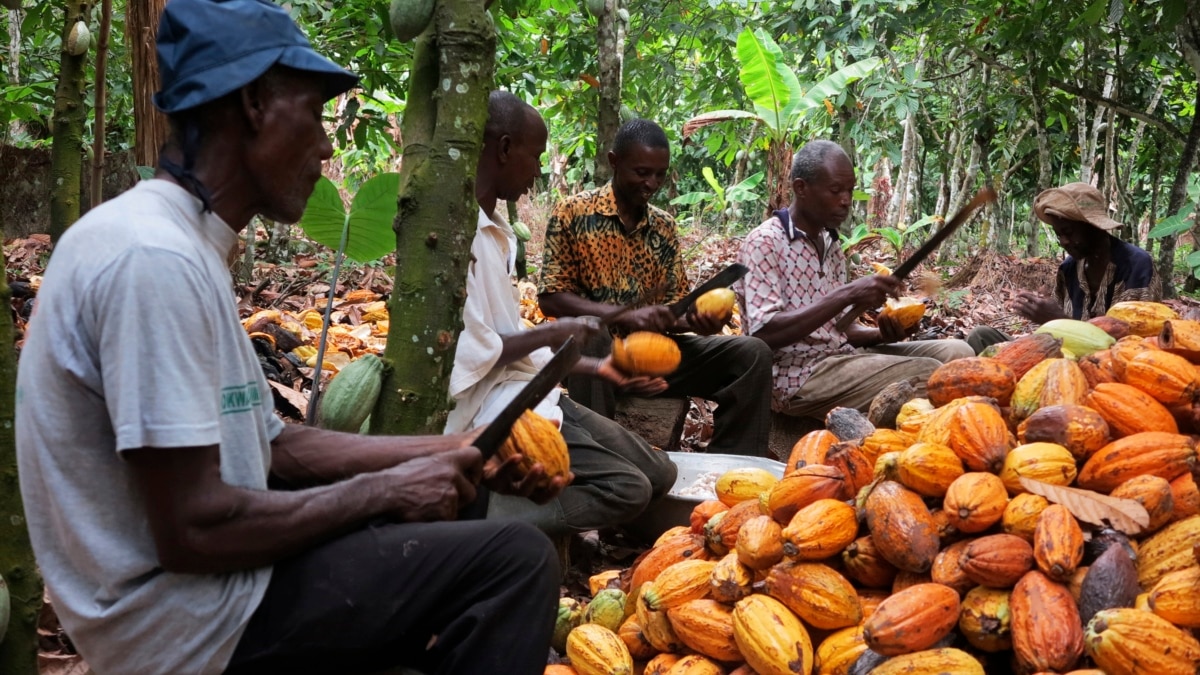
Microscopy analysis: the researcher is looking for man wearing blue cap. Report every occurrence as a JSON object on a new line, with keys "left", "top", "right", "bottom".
{"left": 15, "top": 1, "right": 561, "bottom": 674}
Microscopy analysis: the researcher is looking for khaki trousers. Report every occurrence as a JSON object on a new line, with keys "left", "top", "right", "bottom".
{"left": 780, "top": 339, "right": 975, "bottom": 420}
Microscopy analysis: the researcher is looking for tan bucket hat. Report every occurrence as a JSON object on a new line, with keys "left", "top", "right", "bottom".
{"left": 1033, "top": 182, "right": 1122, "bottom": 231}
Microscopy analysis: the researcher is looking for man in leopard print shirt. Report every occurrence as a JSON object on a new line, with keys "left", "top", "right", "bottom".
{"left": 539, "top": 119, "right": 773, "bottom": 457}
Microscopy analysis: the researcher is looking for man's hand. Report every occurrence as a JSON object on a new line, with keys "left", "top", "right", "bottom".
{"left": 540, "top": 316, "right": 602, "bottom": 347}
{"left": 483, "top": 454, "right": 573, "bottom": 505}
{"left": 595, "top": 355, "right": 670, "bottom": 396}
{"left": 612, "top": 306, "right": 677, "bottom": 334}
{"left": 378, "top": 447, "right": 483, "bottom": 522}
{"left": 876, "top": 311, "right": 915, "bottom": 344}
{"left": 686, "top": 305, "right": 727, "bottom": 336}
{"left": 842, "top": 273, "right": 903, "bottom": 308}
{"left": 1012, "top": 291, "right": 1067, "bottom": 324}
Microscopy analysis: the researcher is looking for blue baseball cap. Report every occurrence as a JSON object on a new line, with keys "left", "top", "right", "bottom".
{"left": 153, "top": 0, "right": 359, "bottom": 114}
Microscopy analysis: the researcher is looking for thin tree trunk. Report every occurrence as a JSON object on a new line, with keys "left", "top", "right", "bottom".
{"left": 594, "top": 0, "right": 624, "bottom": 184}
{"left": 126, "top": 0, "right": 168, "bottom": 168}
{"left": 887, "top": 42, "right": 926, "bottom": 229}
{"left": 1118, "top": 80, "right": 1164, "bottom": 223}
{"left": 0, "top": 255, "right": 41, "bottom": 675}
{"left": 1029, "top": 80, "right": 1053, "bottom": 257}
{"left": 6, "top": 9, "right": 19, "bottom": 84}
{"left": 1160, "top": 87, "right": 1200, "bottom": 298}
{"left": 374, "top": 0, "right": 494, "bottom": 435}
{"left": 89, "top": 0, "right": 112, "bottom": 209}
{"left": 48, "top": 0, "right": 91, "bottom": 241}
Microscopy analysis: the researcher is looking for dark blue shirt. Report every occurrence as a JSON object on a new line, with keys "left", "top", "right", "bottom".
{"left": 1055, "top": 235, "right": 1158, "bottom": 320}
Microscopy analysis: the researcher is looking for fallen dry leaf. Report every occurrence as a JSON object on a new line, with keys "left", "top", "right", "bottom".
{"left": 1019, "top": 476, "right": 1150, "bottom": 535}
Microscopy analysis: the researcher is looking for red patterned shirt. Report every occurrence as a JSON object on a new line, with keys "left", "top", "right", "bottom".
{"left": 736, "top": 213, "right": 855, "bottom": 410}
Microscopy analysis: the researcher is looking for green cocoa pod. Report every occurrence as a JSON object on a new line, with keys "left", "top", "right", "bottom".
{"left": 553, "top": 597, "right": 585, "bottom": 653}
{"left": 389, "top": 0, "right": 435, "bottom": 42}
{"left": 317, "top": 354, "right": 385, "bottom": 433}
{"left": 584, "top": 588, "right": 627, "bottom": 632}
{"left": 585, "top": 0, "right": 606, "bottom": 17}
{"left": 512, "top": 221, "right": 532, "bottom": 242}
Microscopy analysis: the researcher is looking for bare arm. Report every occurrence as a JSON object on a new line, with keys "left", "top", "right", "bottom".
{"left": 539, "top": 291, "right": 677, "bottom": 334}
{"left": 495, "top": 317, "right": 599, "bottom": 370}
{"left": 750, "top": 275, "right": 901, "bottom": 350}
{"left": 268, "top": 424, "right": 477, "bottom": 486}
{"left": 125, "top": 443, "right": 481, "bottom": 574}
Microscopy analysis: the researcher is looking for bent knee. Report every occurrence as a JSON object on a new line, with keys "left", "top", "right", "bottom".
{"left": 938, "top": 340, "right": 976, "bottom": 362}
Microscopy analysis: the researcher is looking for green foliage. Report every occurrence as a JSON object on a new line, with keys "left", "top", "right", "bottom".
{"left": 299, "top": 173, "right": 400, "bottom": 264}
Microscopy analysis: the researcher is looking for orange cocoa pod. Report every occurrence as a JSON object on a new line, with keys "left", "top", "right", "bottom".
{"left": 1033, "top": 504, "right": 1084, "bottom": 582}
{"left": 863, "top": 480, "right": 940, "bottom": 573}
{"left": 862, "top": 583, "right": 960, "bottom": 656}
{"left": 1002, "top": 493, "right": 1050, "bottom": 542}
{"left": 1010, "top": 357, "right": 1089, "bottom": 421}
{"left": 944, "top": 472, "right": 1008, "bottom": 534}
{"left": 1110, "top": 475, "right": 1176, "bottom": 532}
{"left": 1086, "top": 381, "right": 1179, "bottom": 437}
{"left": 823, "top": 441, "right": 874, "bottom": 499}
{"left": 780, "top": 498, "right": 858, "bottom": 561}
{"left": 644, "top": 653, "right": 681, "bottom": 675}
{"left": 665, "top": 599, "right": 741, "bottom": 663}
{"left": 708, "top": 552, "right": 752, "bottom": 605}
{"left": 786, "top": 429, "right": 838, "bottom": 473}
{"left": 841, "top": 534, "right": 899, "bottom": 589}
{"left": 814, "top": 625, "right": 867, "bottom": 675}
{"left": 641, "top": 559, "right": 717, "bottom": 611}
{"left": 891, "top": 568, "right": 932, "bottom": 594}
{"left": 735, "top": 515, "right": 784, "bottom": 570}
{"left": 664, "top": 653, "right": 723, "bottom": 675}
{"left": 612, "top": 331, "right": 681, "bottom": 377}
{"left": 896, "top": 441, "right": 964, "bottom": 498}
{"left": 629, "top": 533, "right": 710, "bottom": 596}
{"left": 959, "top": 585, "right": 1013, "bottom": 652}
{"left": 689, "top": 500, "right": 728, "bottom": 535}
{"left": 544, "top": 665, "right": 579, "bottom": 675}
{"left": 990, "top": 332, "right": 1064, "bottom": 379}
{"left": 1085, "top": 607, "right": 1200, "bottom": 675}
{"left": 636, "top": 592, "right": 685, "bottom": 654}
{"left": 926, "top": 357, "right": 1017, "bottom": 407}
{"left": 1159, "top": 318, "right": 1200, "bottom": 361}
{"left": 1077, "top": 431, "right": 1197, "bottom": 493}
{"left": 1078, "top": 349, "right": 1119, "bottom": 387}
{"left": 857, "top": 589, "right": 889, "bottom": 620}
{"left": 1011, "top": 570, "right": 1084, "bottom": 673}
{"left": 929, "top": 507, "right": 964, "bottom": 545}
{"left": 931, "top": 539, "right": 976, "bottom": 596}
{"left": 1169, "top": 472, "right": 1199, "bottom": 521}
{"left": 763, "top": 561, "right": 862, "bottom": 630}
{"left": 1090, "top": 314, "right": 1132, "bottom": 340}
{"left": 1147, "top": 565, "right": 1200, "bottom": 628}
{"left": 1110, "top": 334, "right": 1155, "bottom": 380}
{"left": 959, "top": 533, "right": 1035, "bottom": 588}
{"left": 765, "top": 464, "right": 845, "bottom": 525}
{"left": 1122, "top": 349, "right": 1200, "bottom": 406}
{"left": 858, "top": 428, "right": 915, "bottom": 466}
{"left": 941, "top": 399, "right": 1015, "bottom": 473}
{"left": 1017, "top": 404, "right": 1110, "bottom": 460}
{"left": 704, "top": 499, "right": 762, "bottom": 556}
{"left": 869, "top": 648, "right": 984, "bottom": 675}
{"left": 617, "top": 614, "right": 657, "bottom": 660}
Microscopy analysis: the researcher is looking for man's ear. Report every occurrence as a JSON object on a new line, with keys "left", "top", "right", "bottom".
{"left": 239, "top": 79, "right": 268, "bottom": 134}
{"left": 607, "top": 149, "right": 618, "bottom": 171}
{"left": 792, "top": 177, "right": 806, "bottom": 199}
{"left": 495, "top": 134, "right": 513, "bottom": 165}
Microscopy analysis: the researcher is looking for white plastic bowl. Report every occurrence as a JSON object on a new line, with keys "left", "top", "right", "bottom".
{"left": 622, "top": 451, "right": 787, "bottom": 543}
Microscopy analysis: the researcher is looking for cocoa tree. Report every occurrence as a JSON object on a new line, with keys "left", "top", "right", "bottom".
{"left": 48, "top": 0, "right": 90, "bottom": 241}
{"left": 373, "top": 0, "right": 495, "bottom": 435}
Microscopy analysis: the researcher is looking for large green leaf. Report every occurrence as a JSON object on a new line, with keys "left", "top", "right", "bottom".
{"left": 793, "top": 57, "right": 884, "bottom": 120}
{"left": 344, "top": 172, "right": 401, "bottom": 263}
{"left": 736, "top": 28, "right": 802, "bottom": 137}
{"left": 299, "top": 176, "right": 349, "bottom": 250}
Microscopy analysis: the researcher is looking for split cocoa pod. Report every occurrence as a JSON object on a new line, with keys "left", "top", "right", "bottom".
{"left": 497, "top": 409, "right": 571, "bottom": 489}
{"left": 611, "top": 331, "right": 681, "bottom": 377}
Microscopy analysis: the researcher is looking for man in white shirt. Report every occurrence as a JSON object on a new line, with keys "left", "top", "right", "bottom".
{"left": 447, "top": 91, "right": 678, "bottom": 536}
{"left": 16, "top": 2, "right": 560, "bottom": 673}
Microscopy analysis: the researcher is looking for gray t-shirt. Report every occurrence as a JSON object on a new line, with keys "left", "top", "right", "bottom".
{"left": 16, "top": 180, "right": 283, "bottom": 674}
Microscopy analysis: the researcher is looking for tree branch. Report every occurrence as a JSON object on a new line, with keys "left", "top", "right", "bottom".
{"left": 969, "top": 48, "right": 1185, "bottom": 141}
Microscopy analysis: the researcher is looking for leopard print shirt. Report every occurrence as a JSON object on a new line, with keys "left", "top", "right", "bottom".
{"left": 539, "top": 183, "right": 690, "bottom": 307}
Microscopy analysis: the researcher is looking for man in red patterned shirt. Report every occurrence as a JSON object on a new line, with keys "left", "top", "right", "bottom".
{"left": 736, "top": 140, "right": 973, "bottom": 420}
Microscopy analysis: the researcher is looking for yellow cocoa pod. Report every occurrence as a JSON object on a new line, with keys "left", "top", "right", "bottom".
{"left": 715, "top": 467, "right": 778, "bottom": 507}
{"left": 732, "top": 594, "right": 813, "bottom": 675}
{"left": 1106, "top": 301, "right": 1180, "bottom": 338}
{"left": 693, "top": 288, "right": 736, "bottom": 323}
{"left": 566, "top": 623, "right": 633, "bottom": 675}
{"left": 496, "top": 409, "right": 571, "bottom": 489}
{"left": 880, "top": 296, "right": 926, "bottom": 330}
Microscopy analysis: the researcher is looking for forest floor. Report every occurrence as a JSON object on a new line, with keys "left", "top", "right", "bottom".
{"left": 11, "top": 203, "right": 1200, "bottom": 672}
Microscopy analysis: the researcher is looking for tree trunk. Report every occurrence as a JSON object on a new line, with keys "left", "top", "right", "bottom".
{"left": 1160, "top": 86, "right": 1200, "bottom": 297}
{"left": 374, "top": 0, "right": 494, "bottom": 435}
{"left": 89, "top": 0, "right": 112, "bottom": 209}
{"left": 766, "top": 139, "right": 793, "bottom": 213}
{"left": 6, "top": 9, "right": 20, "bottom": 85}
{"left": 0, "top": 258, "right": 41, "bottom": 675}
{"left": 594, "top": 0, "right": 625, "bottom": 183}
{"left": 126, "top": 0, "right": 168, "bottom": 168}
{"left": 1029, "top": 81, "right": 1052, "bottom": 257}
{"left": 48, "top": 0, "right": 92, "bottom": 241}
{"left": 886, "top": 40, "right": 925, "bottom": 229}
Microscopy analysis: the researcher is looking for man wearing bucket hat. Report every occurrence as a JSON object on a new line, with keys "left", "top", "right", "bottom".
{"left": 16, "top": 1, "right": 560, "bottom": 674}
{"left": 967, "top": 182, "right": 1160, "bottom": 352}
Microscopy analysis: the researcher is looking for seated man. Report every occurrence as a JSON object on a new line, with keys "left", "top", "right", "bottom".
{"left": 445, "top": 91, "right": 677, "bottom": 537}
{"left": 968, "top": 181, "right": 1161, "bottom": 352}
{"left": 16, "top": 2, "right": 559, "bottom": 673}
{"left": 737, "top": 139, "right": 974, "bottom": 421}
{"left": 538, "top": 119, "right": 774, "bottom": 457}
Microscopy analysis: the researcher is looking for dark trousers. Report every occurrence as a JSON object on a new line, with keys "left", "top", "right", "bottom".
{"left": 224, "top": 519, "right": 559, "bottom": 675}
{"left": 568, "top": 332, "right": 774, "bottom": 456}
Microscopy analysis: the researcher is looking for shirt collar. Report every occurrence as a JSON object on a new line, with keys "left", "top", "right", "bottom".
{"left": 595, "top": 183, "right": 655, "bottom": 231}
